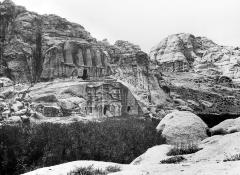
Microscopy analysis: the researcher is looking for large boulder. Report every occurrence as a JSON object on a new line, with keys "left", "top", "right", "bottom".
{"left": 156, "top": 111, "right": 208, "bottom": 144}
{"left": 210, "top": 117, "right": 240, "bottom": 135}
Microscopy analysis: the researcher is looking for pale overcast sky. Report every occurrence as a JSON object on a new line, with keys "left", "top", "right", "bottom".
{"left": 3, "top": 0, "right": 240, "bottom": 52}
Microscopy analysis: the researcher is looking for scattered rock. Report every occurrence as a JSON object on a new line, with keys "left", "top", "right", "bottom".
{"left": 176, "top": 105, "right": 193, "bottom": 112}
{"left": 12, "top": 100, "right": 24, "bottom": 112}
{"left": 173, "top": 99, "right": 186, "bottom": 106}
{"left": 14, "top": 108, "right": 27, "bottom": 116}
{"left": 187, "top": 100, "right": 199, "bottom": 106}
{"left": 7, "top": 116, "right": 22, "bottom": 124}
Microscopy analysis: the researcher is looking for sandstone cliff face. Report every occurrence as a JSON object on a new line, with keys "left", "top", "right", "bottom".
{"left": 0, "top": 0, "right": 107, "bottom": 82}
{"left": 150, "top": 33, "right": 240, "bottom": 80}
{"left": 0, "top": 1, "right": 160, "bottom": 120}
{"left": 0, "top": 0, "right": 153, "bottom": 87}
{"left": 149, "top": 33, "right": 240, "bottom": 118}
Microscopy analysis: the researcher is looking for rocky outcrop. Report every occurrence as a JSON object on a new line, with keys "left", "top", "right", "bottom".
{"left": 0, "top": 1, "right": 153, "bottom": 86}
{"left": 210, "top": 117, "right": 240, "bottom": 135}
{"left": 148, "top": 34, "right": 240, "bottom": 117}
{"left": 156, "top": 111, "right": 209, "bottom": 144}
{"left": 160, "top": 71, "right": 240, "bottom": 117}
{"left": 0, "top": 78, "right": 144, "bottom": 122}
{"left": 150, "top": 33, "right": 240, "bottom": 80}
{"left": 0, "top": 1, "right": 167, "bottom": 120}
{"left": 0, "top": 0, "right": 105, "bottom": 82}
{"left": 41, "top": 40, "right": 112, "bottom": 81}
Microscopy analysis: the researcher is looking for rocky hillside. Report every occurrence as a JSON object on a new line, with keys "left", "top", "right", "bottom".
{"left": 149, "top": 33, "right": 240, "bottom": 119}
{"left": 0, "top": 0, "right": 168, "bottom": 122}
{"left": 0, "top": 0, "right": 150, "bottom": 84}
{"left": 1, "top": 1, "right": 240, "bottom": 121}
{"left": 1, "top": 0, "right": 96, "bottom": 82}
{"left": 150, "top": 33, "right": 240, "bottom": 80}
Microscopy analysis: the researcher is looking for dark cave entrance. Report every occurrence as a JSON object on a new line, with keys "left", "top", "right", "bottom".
{"left": 127, "top": 106, "right": 131, "bottom": 112}
{"left": 82, "top": 69, "right": 88, "bottom": 80}
{"left": 197, "top": 113, "right": 240, "bottom": 128}
{"left": 103, "top": 105, "right": 108, "bottom": 115}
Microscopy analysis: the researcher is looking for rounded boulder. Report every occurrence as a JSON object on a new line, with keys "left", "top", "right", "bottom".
{"left": 156, "top": 111, "right": 208, "bottom": 144}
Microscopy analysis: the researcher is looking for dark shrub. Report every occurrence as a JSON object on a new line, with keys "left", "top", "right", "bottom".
{"left": 0, "top": 116, "right": 164, "bottom": 175}
{"left": 223, "top": 154, "right": 240, "bottom": 162}
{"left": 105, "top": 165, "right": 121, "bottom": 173}
{"left": 67, "top": 165, "right": 107, "bottom": 175}
{"left": 160, "top": 156, "right": 186, "bottom": 164}
{"left": 167, "top": 144, "right": 202, "bottom": 156}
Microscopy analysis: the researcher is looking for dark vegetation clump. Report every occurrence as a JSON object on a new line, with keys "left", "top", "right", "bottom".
{"left": 160, "top": 156, "right": 186, "bottom": 164}
{"left": 67, "top": 165, "right": 121, "bottom": 175}
{"left": 105, "top": 165, "right": 121, "bottom": 173}
{"left": 223, "top": 154, "right": 240, "bottom": 162}
{"left": 167, "top": 144, "right": 202, "bottom": 156}
{"left": 67, "top": 165, "right": 107, "bottom": 175}
{"left": 0, "top": 116, "right": 164, "bottom": 175}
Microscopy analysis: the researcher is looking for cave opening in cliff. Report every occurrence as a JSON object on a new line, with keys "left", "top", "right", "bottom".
{"left": 127, "top": 106, "right": 131, "bottom": 112}
{"left": 197, "top": 113, "right": 240, "bottom": 128}
{"left": 82, "top": 68, "right": 88, "bottom": 80}
{"left": 103, "top": 105, "right": 108, "bottom": 115}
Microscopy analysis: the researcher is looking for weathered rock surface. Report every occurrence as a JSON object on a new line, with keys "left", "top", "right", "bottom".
{"left": 23, "top": 161, "right": 125, "bottom": 175}
{"left": 210, "top": 117, "right": 240, "bottom": 135}
{"left": 0, "top": 0, "right": 169, "bottom": 120}
{"left": 132, "top": 131, "right": 240, "bottom": 165}
{"left": 156, "top": 111, "right": 208, "bottom": 144}
{"left": 0, "top": 0, "right": 107, "bottom": 82}
{"left": 150, "top": 33, "right": 240, "bottom": 80}
{"left": 149, "top": 33, "right": 240, "bottom": 117}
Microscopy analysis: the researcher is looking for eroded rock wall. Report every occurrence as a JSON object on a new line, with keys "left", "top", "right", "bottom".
{"left": 150, "top": 33, "right": 240, "bottom": 80}
{"left": 41, "top": 41, "right": 111, "bottom": 80}
{"left": 0, "top": 0, "right": 99, "bottom": 82}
